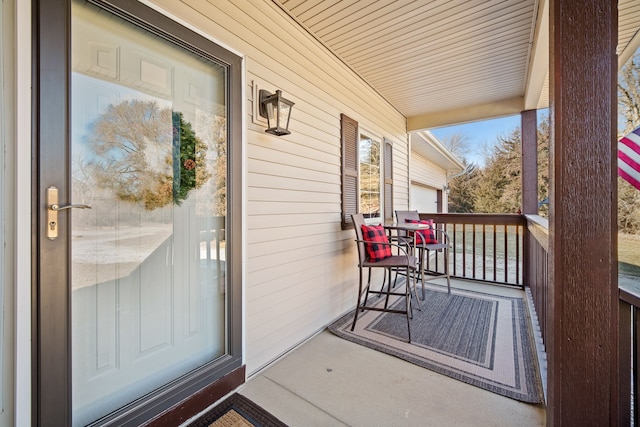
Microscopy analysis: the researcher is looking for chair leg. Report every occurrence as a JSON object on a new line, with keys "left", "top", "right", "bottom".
{"left": 405, "top": 270, "right": 412, "bottom": 343}
{"left": 351, "top": 268, "right": 366, "bottom": 331}
{"left": 362, "top": 267, "right": 373, "bottom": 311}
{"left": 383, "top": 268, "right": 393, "bottom": 309}
{"left": 445, "top": 247, "right": 451, "bottom": 294}
{"left": 420, "top": 248, "right": 426, "bottom": 300}
{"left": 409, "top": 266, "right": 422, "bottom": 310}
{"left": 406, "top": 268, "right": 413, "bottom": 319}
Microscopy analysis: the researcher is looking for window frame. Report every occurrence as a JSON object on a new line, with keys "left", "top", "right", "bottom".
{"left": 358, "top": 129, "right": 382, "bottom": 221}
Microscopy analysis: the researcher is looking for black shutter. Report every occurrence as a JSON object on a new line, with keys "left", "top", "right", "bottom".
{"left": 383, "top": 138, "right": 393, "bottom": 223}
{"left": 341, "top": 114, "right": 359, "bottom": 229}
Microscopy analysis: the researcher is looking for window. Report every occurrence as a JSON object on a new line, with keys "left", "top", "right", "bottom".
{"left": 341, "top": 114, "right": 393, "bottom": 229}
{"left": 359, "top": 133, "right": 381, "bottom": 218}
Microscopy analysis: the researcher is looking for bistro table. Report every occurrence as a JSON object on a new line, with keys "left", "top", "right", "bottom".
{"left": 383, "top": 222, "right": 430, "bottom": 306}
{"left": 385, "top": 220, "right": 452, "bottom": 297}
{"left": 383, "top": 221, "right": 432, "bottom": 253}
{"left": 383, "top": 221, "right": 437, "bottom": 300}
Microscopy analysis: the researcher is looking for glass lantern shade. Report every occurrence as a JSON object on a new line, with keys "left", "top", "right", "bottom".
{"left": 259, "top": 89, "right": 294, "bottom": 136}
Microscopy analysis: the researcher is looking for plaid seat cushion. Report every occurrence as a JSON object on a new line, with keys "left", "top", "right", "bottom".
{"left": 361, "top": 224, "right": 392, "bottom": 261}
{"left": 406, "top": 219, "right": 437, "bottom": 244}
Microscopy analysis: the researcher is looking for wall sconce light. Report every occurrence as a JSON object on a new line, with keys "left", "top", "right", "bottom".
{"left": 443, "top": 184, "right": 450, "bottom": 194}
{"left": 259, "top": 89, "right": 295, "bottom": 136}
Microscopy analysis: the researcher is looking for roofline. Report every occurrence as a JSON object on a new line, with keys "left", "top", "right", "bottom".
{"left": 412, "top": 130, "right": 465, "bottom": 172}
{"left": 407, "top": 97, "right": 524, "bottom": 131}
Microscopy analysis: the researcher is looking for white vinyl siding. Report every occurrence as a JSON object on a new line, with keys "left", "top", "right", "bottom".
{"left": 411, "top": 152, "right": 446, "bottom": 187}
{"left": 149, "top": 0, "right": 409, "bottom": 374}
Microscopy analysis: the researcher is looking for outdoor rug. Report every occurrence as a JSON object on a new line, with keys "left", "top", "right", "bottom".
{"left": 328, "top": 282, "right": 544, "bottom": 403}
{"left": 188, "top": 393, "right": 288, "bottom": 427}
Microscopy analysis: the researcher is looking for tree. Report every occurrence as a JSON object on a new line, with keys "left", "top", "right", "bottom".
{"left": 88, "top": 100, "right": 209, "bottom": 210}
{"left": 441, "top": 117, "right": 551, "bottom": 216}
{"left": 447, "top": 163, "right": 480, "bottom": 213}
{"left": 440, "top": 133, "right": 481, "bottom": 213}
{"left": 473, "top": 129, "right": 522, "bottom": 213}
{"left": 536, "top": 116, "right": 550, "bottom": 217}
{"left": 441, "top": 132, "right": 470, "bottom": 161}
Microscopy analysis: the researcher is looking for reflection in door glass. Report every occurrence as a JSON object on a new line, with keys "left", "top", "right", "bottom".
{"left": 71, "top": 1, "right": 227, "bottom": 424}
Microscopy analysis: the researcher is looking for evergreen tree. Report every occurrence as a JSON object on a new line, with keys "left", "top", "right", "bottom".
{"left": 442, "top": 116, "right": 550, "bottom": 216}
{"left": 447, "top": 162, "right": 479, "bottom": 213}
{"left": 440, "top": 133, "right": 480, "bottom": 213}
{"left": 536, "top": 116, "right": 550, "bottom": 217}
{"left": 474, "top": 129, "right": 522, "bottom": 213}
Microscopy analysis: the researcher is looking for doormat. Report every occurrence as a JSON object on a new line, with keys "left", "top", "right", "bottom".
{"left": 328, "top": 282, "right": 544, "bottom": 403}
{"left": 188, "top": 393, "right": 287, "bottom": 427}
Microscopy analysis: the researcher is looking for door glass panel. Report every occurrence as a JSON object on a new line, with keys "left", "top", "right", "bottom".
{"left": 71, "top": 1, "right": 227, "bottom": 425}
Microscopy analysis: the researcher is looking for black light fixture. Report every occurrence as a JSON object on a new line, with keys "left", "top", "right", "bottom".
{"left": 259, "top": 89, "right": 294, "bottom": 136}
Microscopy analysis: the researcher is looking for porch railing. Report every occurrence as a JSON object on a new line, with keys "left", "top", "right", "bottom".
{"left": 620, "top": 287, "right": 639, "bottom": 425}
{"left": 522, "top": 214, "right": 637, "bottom": 424}
{"left": 418, "top": 213, "right": 524, "bottom": 288}
{"left": 524, "top": 215, "right": 549, "bottom": 344}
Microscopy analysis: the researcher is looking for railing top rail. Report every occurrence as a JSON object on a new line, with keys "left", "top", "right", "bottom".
{"left": 524, "top": 214, "right": 549, "bottom": 229}
{"left": 418, "top": 213, "right": 524, "bottom": 226}
{"left": 525, "top": 214, "right": 549, "bottom": 251}
{"left": 620, "top": 286, "right": 640, "bottom": 307}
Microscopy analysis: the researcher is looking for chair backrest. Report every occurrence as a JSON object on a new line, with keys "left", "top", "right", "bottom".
{"left": 350, "top": 213, "right": 367, "bottom": 265}
{"left": 395, "top": 210, "right": 420, "bottom": 237}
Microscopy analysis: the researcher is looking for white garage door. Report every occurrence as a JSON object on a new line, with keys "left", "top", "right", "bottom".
{"left": 410, "top": 185, "right": 439, "bottom": 214}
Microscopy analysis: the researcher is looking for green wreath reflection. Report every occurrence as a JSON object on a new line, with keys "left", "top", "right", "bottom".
{"left": 88, "top": 100, "right": 210, "bottom": 210}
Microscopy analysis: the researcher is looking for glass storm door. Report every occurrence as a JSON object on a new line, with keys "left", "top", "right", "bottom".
{"left": 35, "top": 1, "right": 242, "bottom": 425}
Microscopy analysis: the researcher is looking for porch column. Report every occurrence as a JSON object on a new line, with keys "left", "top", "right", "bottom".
{"left": 521, "top": 109, "right": 538, "bottom": 215}
{"left": 549, "top": 0, "right": 618, "bottom": 425}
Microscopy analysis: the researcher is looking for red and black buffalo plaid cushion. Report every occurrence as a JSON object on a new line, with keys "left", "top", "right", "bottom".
{"left": 361, "top": 224, "right": 392, "bottom": 261}
{"left": 406, "top": 219, "right": 437, "bottom": 244}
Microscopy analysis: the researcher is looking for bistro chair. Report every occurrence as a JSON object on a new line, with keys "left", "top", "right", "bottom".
{"left": 395, "top": 210, "right": 452, "bottom": 297}
{"left": 350, "top": 213, "right": 419, "bottom": 342}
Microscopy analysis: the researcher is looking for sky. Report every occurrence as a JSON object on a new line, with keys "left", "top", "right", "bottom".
{"left": 430, "top": 115, "right": 523, "bottom": 168}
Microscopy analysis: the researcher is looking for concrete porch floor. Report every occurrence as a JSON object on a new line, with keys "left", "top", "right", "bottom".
{"left": 237, "top": 279, "right": 547, "bottom": 426}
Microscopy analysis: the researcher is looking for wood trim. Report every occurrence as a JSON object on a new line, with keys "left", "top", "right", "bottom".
{"left": 144, "top": 366, "right": 246, "bottom": 427}
{"left": 549, "top": 0, "right": 618, "bottom": 424}
{"left": 409, "top": 180, "right": 437, "bottom": 189}
{"left": 521, "top": 109, "right": 538, "bottom": 214}
{"left": 420, "top": 213, "right": 524, "bottom": 226}
{"left": 525, "top": 215, "right": 549, "bottom": 252}
{"left": 383, "top": 138, "right": 393, "bottom": 223}
{"left": 33, "top": 0, "right": 72, "bottom": 423}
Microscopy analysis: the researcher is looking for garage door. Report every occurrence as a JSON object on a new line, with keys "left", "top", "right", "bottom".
{"left": 410, "top": 185, "right": 440, "bottom": 213}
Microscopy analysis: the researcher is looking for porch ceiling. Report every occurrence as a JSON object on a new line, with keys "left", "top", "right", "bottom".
{"left": 277, "top": 0, "right": 640, "bottom": 131}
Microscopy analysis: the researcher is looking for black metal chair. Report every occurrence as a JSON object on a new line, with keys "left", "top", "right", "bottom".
{"left": 395, "top": 210, "right": 451, "bottom": 297}
{"left": 350, "top": 213, "right": 419, "bottom": 342}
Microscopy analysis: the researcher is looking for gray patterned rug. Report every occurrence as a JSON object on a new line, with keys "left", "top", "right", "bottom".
{"left": 328, "top": 282, "right": 544, "bottom": 403}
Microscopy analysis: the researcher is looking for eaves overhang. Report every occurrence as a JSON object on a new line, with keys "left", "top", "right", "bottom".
{"left": 411, "top": 130, "right": 465, "bottom": 174}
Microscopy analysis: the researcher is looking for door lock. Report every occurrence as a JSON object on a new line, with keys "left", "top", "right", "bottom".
{"left": 46, "top": 186, "right": 91, "bottom": 240}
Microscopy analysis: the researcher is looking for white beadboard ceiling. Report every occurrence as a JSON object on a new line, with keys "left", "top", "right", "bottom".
{"left": 277, "top": 0, "right": 640, "bottom": 131}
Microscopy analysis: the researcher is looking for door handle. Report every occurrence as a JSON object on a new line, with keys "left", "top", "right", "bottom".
{"left": 46, "top": 186, "right": 92, "bottom": 240}
{"left": 51, "top": 203, "right": 92, "bottom": 211}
